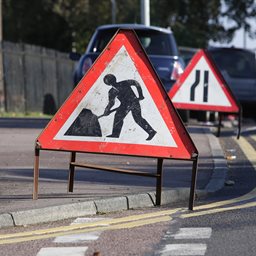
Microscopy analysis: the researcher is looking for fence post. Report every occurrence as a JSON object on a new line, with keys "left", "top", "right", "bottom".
{"left": 0, "top": 41, "right": 5, "bottom": 112}
{"left": 0, "top": 0, "right": 5, "bottom": 112}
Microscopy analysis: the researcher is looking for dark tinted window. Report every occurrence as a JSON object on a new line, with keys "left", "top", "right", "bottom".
{"left": 89, "top": 28, "right": 177, "bottom": 56}
{"left": 179, "top": 49, "right": 198, "bottom": 66}
{"left": 209, "top": 49, "right": 256, "bottom": 79}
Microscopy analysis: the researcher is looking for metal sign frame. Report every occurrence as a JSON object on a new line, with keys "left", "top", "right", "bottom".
{"left": 33, "top": 29, "right": 199, "bottom": 210}
{"left": 36, "top": 30, "right": 197, "bottom": 159}
{"left": 33, "top": 147, "right": 198, "bottom": 210}
{"left": 169, "top": 49, "right": 242, "bottom": 139}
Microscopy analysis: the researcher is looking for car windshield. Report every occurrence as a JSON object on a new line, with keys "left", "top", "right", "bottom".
{"left": 209, "top": 49, "right": 256, "bottom": 79}
{"left": 89, "top": 28, "right": 177, "bottom": 56}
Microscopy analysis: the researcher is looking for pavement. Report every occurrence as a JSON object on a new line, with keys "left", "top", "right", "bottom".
{"left": 0, "top": 118, "right": 229, "bottom": 228}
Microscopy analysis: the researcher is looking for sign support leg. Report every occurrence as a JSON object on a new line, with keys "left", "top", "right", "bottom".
{"left": 189, "top": 157, "right": 198, "bottom": 210}
{"left": 156, "top": 158, "right": 163, "bottom": 206}
{"left": 33, "top": 147, "right": 40, "bottom": 200}
{"left": 68, "top": 152, "right": 76, "bottom": 192}
{"left": 217, "top": 112, "right": 222, "bottom": 137}
{"left": 237, "top": 109, "right": 242, "bottom": 139}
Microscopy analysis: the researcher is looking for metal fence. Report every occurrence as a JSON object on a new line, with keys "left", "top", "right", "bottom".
{"left": 1, "top": 41, "right": 76, "bottom": 113}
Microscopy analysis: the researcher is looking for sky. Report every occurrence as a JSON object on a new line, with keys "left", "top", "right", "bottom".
{"left": 209, "top": 3, "right": 256, "bottom": 51}
{"left": 209, "top": 26, "right": 256, "bottom": 51}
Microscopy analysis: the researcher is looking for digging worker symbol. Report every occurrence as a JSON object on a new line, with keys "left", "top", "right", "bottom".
{"left": 102, "top": 74, "right": 157, "bottom": 140}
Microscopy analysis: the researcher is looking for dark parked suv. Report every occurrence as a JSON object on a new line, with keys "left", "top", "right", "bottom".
{"left": 179, "top": 46, "right": 256, "bottom": 118}
{"left": 72, "top": 24, "right": 184, "bottom": 93}
{"left": 208, "top": 47, "right": 256, "bottom": 115}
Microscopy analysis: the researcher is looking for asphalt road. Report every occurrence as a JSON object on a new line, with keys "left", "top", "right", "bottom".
{"left": 155, "top": 126, "right": 256, "bottom": 256}
{"left": 0, "top": 119, "right": 255, "bottom": 256}
{"left": 0, "top": 117, "right": 213, "bottom": 214}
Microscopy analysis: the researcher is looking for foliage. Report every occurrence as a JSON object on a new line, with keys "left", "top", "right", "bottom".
{"left": 53, "top": 0, "right": 140, "bottom": 52}
{"left": 223, "top": 0, "right": 256, "bottom": 38}
{"left": 2, "top": 0, "right": 256, "bottom": 51}
{"left": 151, "top": 0, "right": 223, "bottom": 48}
{"left": 151, "top": 0, "right": 255, "bottom": 48}
{"left": 3, "top": 0, "right": 72, "bottom": 51}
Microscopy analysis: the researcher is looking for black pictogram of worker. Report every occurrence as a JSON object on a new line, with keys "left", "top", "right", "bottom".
{"left": 102, "top": 74, "right": 157, "bottom": 140}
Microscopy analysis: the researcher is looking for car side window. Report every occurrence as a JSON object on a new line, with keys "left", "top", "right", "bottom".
{"left": 142, "top": 34, "right": 171, "bottom": 55}
{"left": 211, "top": 50, "right": 256, "bottom": 79}
{"left": 90, "top": 29, "right": 176, "bottom": 57}
{"left": 91, "top": 31, "right": 116, "bottom": 53}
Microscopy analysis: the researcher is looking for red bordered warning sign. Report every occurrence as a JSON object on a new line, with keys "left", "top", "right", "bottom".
{"left": 168, "top": 49, "right": 240, "bottom": 113}
{"left": 36, "top": 29, "right": 197, "bottom": 160}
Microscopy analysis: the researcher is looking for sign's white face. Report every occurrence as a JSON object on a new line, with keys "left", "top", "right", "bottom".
{"left": 172, "top": 56, "right": 232, "bottom": 107}
{"left": 54, "top": 46, "right": 177, "bottom": 147}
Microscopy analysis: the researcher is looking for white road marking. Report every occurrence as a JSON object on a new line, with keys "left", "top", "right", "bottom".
{"left": 36, "top": 247, "right": 88, "bottom": 256}
{"left": 53, "top": 217, "right": 108, "bottom": 243}
{"left": 53, "top": 232, "right": 100, "bottom": 243}
{"left": 174, "top": 228, "right": 212, "bottom": 239}
{"left": 160, "top": 243, "right": 207, "bottom": 255}
{"left": 160, "top": 227, "right": 212, "bottom": 255}
{"left": 71, "top": 217, "right": 108, "bottom": 225}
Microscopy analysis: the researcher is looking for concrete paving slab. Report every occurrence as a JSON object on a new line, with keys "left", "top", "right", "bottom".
{"left": 126, "top": 193, "right": 154, "bottom": 209}
{"left": 94, "top": 197, "right": 128, "bottom": 214}
{"left": 11, "top": 201, "right": 96, "bottom": 226}
{"left": 0, "top": 213, "right": 14, "bottom": 228}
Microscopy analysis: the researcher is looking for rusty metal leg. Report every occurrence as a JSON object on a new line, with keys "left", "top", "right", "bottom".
{"left": 33, "top": 147, "right": 40, "bottom": 200}
{"left": 189, "top": 158, "right": 198, "bottom": 210}
{"left": 68, "top": 152, "right": 76, "bottom": 192}
{"left": 156, "top": 158, "right": 163, "bottom": 206}
{"left": 217, "top": 112, "right": 222, "bottom": 137}
{"left": 237, "top": 108, "right": 242, "bottom": 139}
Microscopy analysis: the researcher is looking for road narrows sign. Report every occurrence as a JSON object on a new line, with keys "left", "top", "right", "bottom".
{"left": 36, "top": 29, "right": 197, "bottom": 160}
{"left": 168, "top": 49, "right": 240, "bottom": 113}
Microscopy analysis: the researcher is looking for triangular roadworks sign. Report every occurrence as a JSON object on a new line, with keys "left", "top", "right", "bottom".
{"left": 169, "top": 49, "right": 240, "bottom": 113}
{"left": 37, "top": 29, "right": 197, "bottom": 160}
